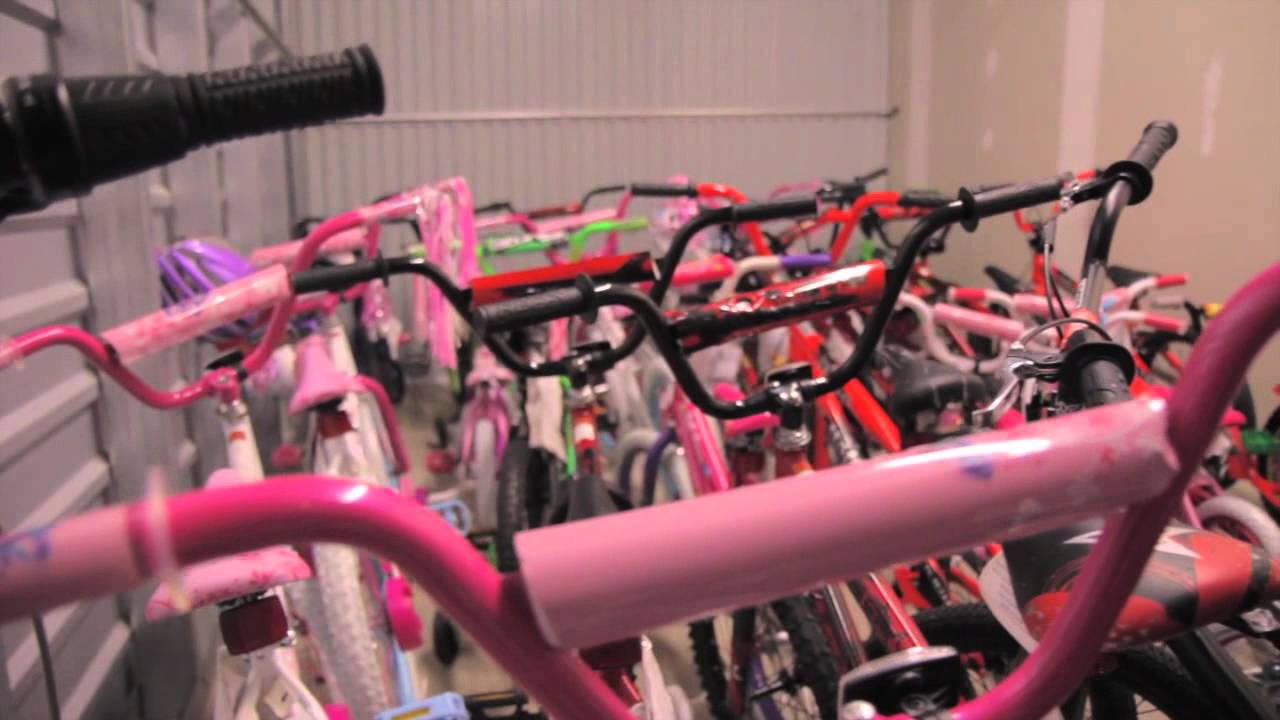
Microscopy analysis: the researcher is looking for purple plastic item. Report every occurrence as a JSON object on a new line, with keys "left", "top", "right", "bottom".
{"left": 779, "top": 253, "right": 831, "bottom": 271}
{"left": 156, "top": 239, "right": 262, "bottom": 342}
{"left": 156, "top": 238, "right": 318, "bottom": 343}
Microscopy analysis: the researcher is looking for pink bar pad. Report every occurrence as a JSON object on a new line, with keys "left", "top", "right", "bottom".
{"left": 516, "top": 398, "right": 1175, "bottom": 649}
{"left": 102, "top": 265, "right": 291, "bottom": 363}
{"left": 933, "top": 303, "right": 1026, "bottom": 342}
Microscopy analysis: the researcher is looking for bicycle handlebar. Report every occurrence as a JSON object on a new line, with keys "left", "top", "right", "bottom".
{"left": 1081, "top": 122, "right": 1179, "bottom": 307}
{"left": 0, "top": 45, "right": 384, "bottom": 219}
{"left": 628, "top": 182, "right": 699, "bottom": 198}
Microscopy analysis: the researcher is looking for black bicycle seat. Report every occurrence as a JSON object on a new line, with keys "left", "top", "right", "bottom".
{"left": 888, "top": 359, "right": 988, "bottom": 419}
{"left": 1106, "top": 264, "right": 1158, "bottom": 287}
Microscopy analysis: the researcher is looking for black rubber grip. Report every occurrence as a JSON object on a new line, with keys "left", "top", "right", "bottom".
{"left": 0, "top": 46, "right": 383, "bottom": 217}
{"left": 731, "top": 198, "right": 817, "bottom": 224}
{"left": 1058, "top": 329, "right": 1135, "bottom": 408}
{"left": 898, "top": 190, "right": 950, "bottom": 208}
{"left": 1126, "top": 121, "right": 1178, "bottom": 173}
{"left": 474, "top": 284, "right": 593, "bottom": 335}
{"left": 1078, "top": 356, "right": 1133, "bottom": 408}
{"left": 969, "top": 176, "right": 1065, "bottom": 216}
{"left": 629, "top": 182, "right": 697, "bottom": 198}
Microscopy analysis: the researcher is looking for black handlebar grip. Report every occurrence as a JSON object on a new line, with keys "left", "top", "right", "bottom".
{"left": 182, "top": 45, "right": 383, "bottom": 146}
{"left": 473, "top": 284, "right": 593, "bottom": 335}
{"left": 0, "top": 45, "right": 383, "bottom": 218}
{"left": 898, "top": 190, "right": 950, "bottom": 208}
{"left": 1077, "top": 356, "right": 1133, "bottom": 408}
{"left": 1102, "top": 121, "right": 1178, "bottom": 205}
{"left": 629, "top": 183, "right": 698, "bottom": 198}
{"left": 731, "top": 198, "right": 818, "bottom": 224}
{"left": 1126, "top": 121, "right": 1178, "bottom": 174}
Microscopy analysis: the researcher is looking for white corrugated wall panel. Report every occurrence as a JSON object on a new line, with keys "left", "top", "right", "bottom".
{"left": 281, "top": 0, "right": 891, "bottom": 214}
{"left": 0, "top": 1, "right": 292, "bottom": 717}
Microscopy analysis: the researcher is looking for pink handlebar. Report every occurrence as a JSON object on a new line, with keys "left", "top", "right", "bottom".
{"left": 932, "top": 302, "right": 1027, "bottom": 342}
{"left": 248, "top": 226, "right": 372, "bottom": 269}
{"left": 722, "top": 412, "right": 780, "bottom": 438}
{"left": 101, "top": 264, "right": 293, "bottom": 364}
{"left": 1157, "top": 273, "right": 1189, "bottom": 289}
{"left": 0, "top": 325, "right": 240, "bottom": 408}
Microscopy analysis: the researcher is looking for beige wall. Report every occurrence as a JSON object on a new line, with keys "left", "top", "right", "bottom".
{"left": 889, "top": 0, "right": 1280, "bottom": 420}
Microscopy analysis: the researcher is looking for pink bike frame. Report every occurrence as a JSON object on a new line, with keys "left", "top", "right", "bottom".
{"left": 3, "top": 262, "right": 1278, "bottom": 720}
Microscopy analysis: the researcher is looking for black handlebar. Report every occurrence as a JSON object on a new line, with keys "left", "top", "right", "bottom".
{"left": 1082, "top": 121, "right": 1178, "bottom": 282}
{"left": 0, "top": 45, "right": 384, "bottom": 219}
{"left": 473, "top": 281, "right": 595, "bottom": 334}
{"left": 898, "top": 190, "right": 951, "bottom": 208}
{"left": 628, "top": 182, "right": 698, "bottom": 198}
{"left": 1128, "top": 121, "right": 1179, "bottom": 174}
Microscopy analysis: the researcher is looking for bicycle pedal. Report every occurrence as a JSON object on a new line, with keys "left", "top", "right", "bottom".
{"left": 837, "top": 646, "right": 965, "bottom": 718}
{"left": 374, "top": 691, "right": 468, "bottom": 720}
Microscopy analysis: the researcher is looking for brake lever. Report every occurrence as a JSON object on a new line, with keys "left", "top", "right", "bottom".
{"left": 969, "top": 346, "right": 1065, "bottom": 427}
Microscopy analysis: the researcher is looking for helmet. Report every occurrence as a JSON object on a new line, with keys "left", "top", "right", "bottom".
{"left": 157, "top": 238, "right": 260, "bottom": 343}
{"left": 157, "top": 239, "right": 320, "bottom": 344}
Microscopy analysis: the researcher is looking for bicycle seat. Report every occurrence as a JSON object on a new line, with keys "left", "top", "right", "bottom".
{"left": 465, "top": 347, "right": 514, "bottom": 387}
{"left": 887, "top": 359, "right": 988, "bottom": 419}
{"left": 1106, "top": 264, "right": 1158, "bottom": 287}
{"left": 146, "top": 470, "right": 312, "bottom": 620}
{"left": 1002, "top": 520, "right": 1280, "bottom": 650}
{"left": 983, "top": 265, "right": 1027, "bottom": 295}
{"left": 289, "top": 334, "right": 363, "bottom": 415}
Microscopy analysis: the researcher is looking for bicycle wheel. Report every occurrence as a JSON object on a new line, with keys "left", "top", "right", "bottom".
{"left": 296, "top": 544, "right": 398, "bottom": 719}
{"left": 913, "top": 603, "right": 1222, "bottom": 719}
{"left": 1198, "top": 494, "right": 1280, "bottom": 556}
{"left": 690, "top": 597, "right": 840, "bottom": 720}
{"left": 470, "top": 418, "right": 499, "bottom": 530}
{"left": 494, "top": 435, "right": 558, "bottom": 572}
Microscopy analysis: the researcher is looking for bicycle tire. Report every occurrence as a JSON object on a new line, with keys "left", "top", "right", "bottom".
{"left": 1198, "top": 494, "right": 1280, "bottom": 556}
{"left": 471, "top": 418, "right": 499, "bottom": 530}
{"left": 690, "top": 597, "right": 841, "bottom": 720}
{"left": 301, "top": 543, "right": 397, "bottom": 719}
{"left": 495, "top": 435, "right": 531, "bottom": 573}
{"left": 495, "top": 436, "right": 558, "bottom": 573}
{"left": 913, "top": 603, "right": 1223, "bottom": 720}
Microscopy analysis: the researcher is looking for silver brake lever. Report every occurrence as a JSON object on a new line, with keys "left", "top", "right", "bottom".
{"left": 970, "top": 357, "right": 1037, "bottom": 427}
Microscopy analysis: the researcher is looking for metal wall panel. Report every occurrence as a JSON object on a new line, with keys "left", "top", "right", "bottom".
{"left": 0, "top": 1, "right": 291, "bottom": 717}
{"left": 281, "top": 0, "right": 891, "bottom": 214}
